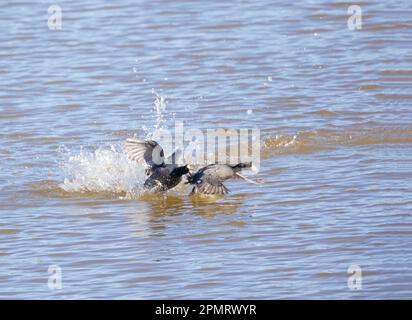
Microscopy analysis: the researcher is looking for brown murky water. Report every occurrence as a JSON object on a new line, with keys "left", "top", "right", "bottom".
{"left": 1, "top": 0, "right": 412, "bottom": 298}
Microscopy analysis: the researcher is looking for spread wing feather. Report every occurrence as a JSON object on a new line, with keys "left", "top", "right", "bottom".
{"left": 193, "top": 179, "right": 229, "bottom": 195}
{"left": 124, "top": 139, "right": 165, "bottom": 170}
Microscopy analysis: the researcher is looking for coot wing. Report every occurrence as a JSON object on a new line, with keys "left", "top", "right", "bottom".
{"left": 191, "top": 166, "right": 230, "bottom": 195}
{"left": 124, "top": 138, "right": 165, "bottom": 170}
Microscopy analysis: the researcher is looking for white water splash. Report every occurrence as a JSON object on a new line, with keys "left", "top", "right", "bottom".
{"left": 58, "top": 91, "right": 177, "bottom": 198}
{"left": 58, "top": 145, "right": 145, "bottom": 197}
{"left": 152, "top": 89, "right": 168, "bottom": 131}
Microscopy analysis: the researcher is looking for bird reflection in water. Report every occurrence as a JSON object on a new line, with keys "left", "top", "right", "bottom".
{"left": 138, "top": 192, "right": 247, "bottom": 217}
{"left": 128, "top": 192, "right": 247, "bottom": 238}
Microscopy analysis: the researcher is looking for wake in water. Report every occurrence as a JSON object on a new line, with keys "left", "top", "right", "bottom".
{"left": 262, "top": 125, "right": 412, "bottom": 158}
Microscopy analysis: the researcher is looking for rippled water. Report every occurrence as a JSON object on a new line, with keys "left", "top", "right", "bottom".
{"left": 1, "top": 0, "right": 412, "bottom": 299}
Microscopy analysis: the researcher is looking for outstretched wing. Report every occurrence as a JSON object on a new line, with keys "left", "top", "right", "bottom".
{"left": 193, "top": 180, "right": 229, "bottom": 195}
{"left": 191, "top": 168, "right": 229, "bottom": 195}
{"left": 124, "top": 138, "right": 165, "bottom": 170}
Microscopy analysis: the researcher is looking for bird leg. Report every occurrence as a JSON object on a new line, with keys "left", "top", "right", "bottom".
{"left": 235, "top": 173, "right": 264, "bottom": 185}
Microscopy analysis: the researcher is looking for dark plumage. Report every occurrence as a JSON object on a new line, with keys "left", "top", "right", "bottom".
{"left": 124, "top": 138, "right": 188, "bottom": 192}
{"left": 143, "top": 164, "right": 189, "bottom": 192}
{"left": 187, "top": 162, "right": 260, "bottom": 195}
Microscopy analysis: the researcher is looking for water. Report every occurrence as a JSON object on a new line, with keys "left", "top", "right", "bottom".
{"left": 1, "top": 0, "right": 412, "bottom": 299}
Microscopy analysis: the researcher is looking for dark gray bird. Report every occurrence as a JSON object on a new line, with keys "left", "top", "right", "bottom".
{"left": 186, "top": 162, "right": 261, "bottom": 195}
{"left": 124, "top": 138, "right": 189, "bottom": 192}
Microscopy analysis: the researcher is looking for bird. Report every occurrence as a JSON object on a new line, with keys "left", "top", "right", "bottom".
{"left": 124, "top": 138, "right": 189, "bottom": 193}
{"left": 186, "top": 162, "right": 262, "bottom": 195}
